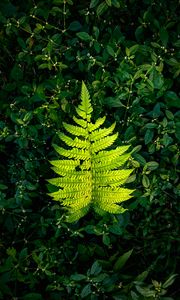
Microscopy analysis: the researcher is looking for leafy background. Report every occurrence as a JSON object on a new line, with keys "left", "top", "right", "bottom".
{"left": 0, "top": 0, "right": 179, "bottom": 299}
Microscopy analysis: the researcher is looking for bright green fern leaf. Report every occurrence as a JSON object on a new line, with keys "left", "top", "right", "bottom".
{"left": 48, "top": 81, "right": 135, "bottom": 222}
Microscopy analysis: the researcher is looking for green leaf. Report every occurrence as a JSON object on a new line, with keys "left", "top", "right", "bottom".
{"left": 90, "top": 0, "right": 99, "bottom": 8}
{"left": 103, "top": 234, "right": 110, "bottom": 246}
{"left": 90, "top": 261, "right": 102, "bottom": 275}
{"left": 105, "top": 0, "right": 111, "bottom": 6}
{"left": 19, "top": 248, "right": 28, "bottom": 260}
{"left": 133, "top": 154, "right": 146, "bottom": 166}
{"left": 113, "top": 249, "right": 133, "bottom": 271}
{"left": 7, "top": 247, "right": 16, "bottom": 258}
{"left": 165, "top": 91, "right": 180, "bottom": 108}
{"left": 26, "top": 181, "right": 37, "bottom": 191}
{"left": 81, "top": 284, "right": 92, "bottom": 298}
{"left": 163, "top": 274, "right": 178, "bottom": 289}
{"left": 175, "top": 122, "right": 180, "bottom": 141}
{"left": 146, "top": 79, "right": 154, "bottom": 90}
{"left": 76, "top": 32, "right": 92, "bottom": 41}
{"left": 165, "top": 110, "right": 174, "bottom": 120}
{"left": 144, "top": 129, "right": 154, "bottom": 145}
{"left": 38, "top": 63, "right": 51, "bottom": 70}
{"left": 96, "top": 2, "right": 108, "bottom": 16}
{"left": 104, "top": 97, "right": 124, "bottom": 107}
{"left": 131, "top": 145, "right": 142, "bottom": 153}
{"left": 135, "top": 26, "right": 144, "bottom": 41}
{"left": 145, "top": 161, "right": 159, "bottom": 171}
{"left": 112, "top": 0, "right": 121, "bottom": 7}
{"left": 167, "top": 58, "right": 180, "bottom": 67}
{"left": 130, "top": 291, "right": 139, "bottom": 300}
{"left": 135, "top": 270, "right": 149, "bottom": 282}
{"left": 160, "top": 27, "right": 168, "bottom": 46}
{"left": 152, "top": 72, "right": 164, "bottom": 89}
{"left": 162, "top": 133, "right": 173, "bottom": 147}
{"left": 93, "top": 26, "right": 100, "bottom": 39}
{"left": 23, "top": 293, "right": 43, "bottom": 300}
{"left": 17, "top": 37, "right": 26, "bottom": 49}
{"left": 136, "top": 286, "right": 155, "bottom": 297}
{"left": 142, "top": 175, "right": 150, "bottom": 188}
{"left": 0, "top": 184, "right": 8, "bottom": 190}
{"left": 125, "top": 47, "right": 130, "bottom": 56}
{"left": 94, "top": 41, "right": 101, "bottom": 53}
{"left": 68, "top": 21, "right": 82, "bottom": 31}
{"left": 145, "top": 123, "right": 157, "bottom": 129}
{"left": 106, "top": 45, "right": 115, "bottom": 57}
{"left": 109, "top": 224, "right": 123, "bottom": 235}
{"left": 71, "top": 274, "right": 87, "bottom": 281}
{"left": 23, "top": 112, "right": 33, "bottom": 123}
{"left": 129, "top": 44, "right": 139, "bottom": 54}
{"left": 10, "top": 64, "right": 23, "bottom": 81}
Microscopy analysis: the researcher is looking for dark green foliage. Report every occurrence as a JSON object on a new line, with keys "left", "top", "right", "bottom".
{"left": 0, "top": 0, "right": 179, "bottom": 299}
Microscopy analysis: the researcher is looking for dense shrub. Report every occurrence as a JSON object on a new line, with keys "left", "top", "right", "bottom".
{"left": 0, "top": 0, "right": 179, "bottom": 299}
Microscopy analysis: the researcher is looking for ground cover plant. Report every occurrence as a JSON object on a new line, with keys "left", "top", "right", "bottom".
{"left": 0, "top": 0, "right": 180, "bottom": 299}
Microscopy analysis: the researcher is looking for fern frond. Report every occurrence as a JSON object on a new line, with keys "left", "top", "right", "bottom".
{"left": 93, "top": 187, "right": 135, "bottom": 202}
{"left": 94, "top": 169, "right": 134, "bottom": 186}
{"left": 62, "top": 197, "right": 91, "bottom": 209}
{"left": 58, "top": 133, "right": 89, "bottom": 149}
{"left": 88, "top": 116, "right": 106, "bottom": 132}
{"left": 74, "top": 81, "right": 93, "bottom": 121}
{"left": 80, "top": 81, "right": 93, "bottom": 115}
{"left": 53, "top": 144, "right": 90, "bottom": 160}
{"left": 48, "top": 171, "right": 91, "bottom": 186}
{"left": 94, "top": 145, "right": 130, "bottom": 162}
{"left": 50, "top": 168, "right": 72, "bottom": 176}
{"left": 90, "top": 122, "right": 116, "bottom": 141}
{"left": 73, "top": 116, "right": 87, "bottom": 128}
{"left": 50, "top": 159, "right": 79, "bottom": 170}
{"left": 75, "top": 107, "right": 88, "bottom": 120}
{"left": 94, "top": 153, "right": 131, "bottom": 172}
{"left": 91, "top": 132, "right": 118, "bottom": 153}
{"left": 49, "top": 188, "right": 90, "bottom": 200}
{"left": 97, "top": 203, "right": 127, "bottom": 214}
{"left": 48, "top": 178, "right": 90, "bottom": 188}
{"left": 63, "top": 122, "right": 88, "bottom": 137}
{"left": 80, "top": 159, "right": 91, "bottom": 170}
{"left": 48, "top": 82, "right": 135, "bottom": 222}
{"left": 48, "top": 170, "right": 90, "bottom": 183}
{"left": 66, "top": 206, "right": 90, "bottom": 223}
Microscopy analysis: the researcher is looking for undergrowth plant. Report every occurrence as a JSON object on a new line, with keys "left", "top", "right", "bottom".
{"left": 48, "top": 82, "right": 134, "bottom": 222}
